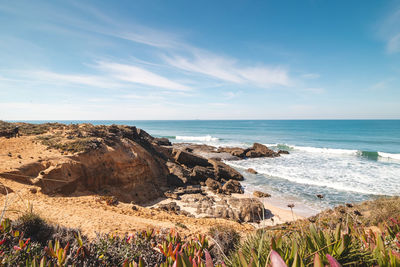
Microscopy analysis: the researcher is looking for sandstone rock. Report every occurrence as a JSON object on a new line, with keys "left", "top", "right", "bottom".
{"left": 227, "top": 198, "right": 265, "bottom": 222}
{"left": 153, "top": 137, "right": 171, "bottom": 146}
{"left": 158, "top": 202, "right": 180, "bottom": 213}
{"left": 29, "top": 187, "right": 37, "bottom": 194}
{"left": 231, "top": 149, "right": 246, "bottom": 157}
{"left": 245, "top": 150, "right": 262, "bottom": 158}
{"left": 222, "top": 179, "right": 243, "bottom": 194}
{"left": 166, "top": 162, "right": 190, "bottom": 186}
{"left": 0, "top": 185, "right": 13, "bottom": 195}
{"left": 253, "top": 191, "right": 271, "bottom": 198}
{"left": 190, "top": 166, "right": 215, "bottom": 182}
{"left": 173, "top": 149, "right": 212, "bottom": 168}
{"left": 246, "top": 168, "right": 258, "bottom": 174}
{"left": 174, "top": 185, "right": 202, "bottom": 195}
{"left": 208, "top": 159, "right": 244, "bottom": 181}
{"left": 205, "top": 178, "right": 222, "bottom": 192}
{"left": 164, "top": 191, "right": 180, "bottom": 200}
{"left": 250, "top": 143, "right": 279, "bottom": 158}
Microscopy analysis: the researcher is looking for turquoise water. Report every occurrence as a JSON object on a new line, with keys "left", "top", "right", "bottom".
{"left": 25, "top": 120, "right": 400, "bottom": 215}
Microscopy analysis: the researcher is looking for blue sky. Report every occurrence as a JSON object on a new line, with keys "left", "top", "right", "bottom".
{"left": 0, "top": 0, "right": 399, "bottom": 120}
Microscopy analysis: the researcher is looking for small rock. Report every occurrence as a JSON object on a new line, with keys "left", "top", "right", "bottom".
{"left": 29, "top": 188, "right": 38, "bottom": 194}
{"left": 17, "top": 155, "right": 22, "bottom": 159}
{"left": 131, "top": 205, "right": 138, "bottom": 211}
{"left": 253, "top": 191, "right": 271, "bottom": 198}
{"left": 164, "top": 191, "right": 180, "bottom": 200}
{"left": 247, "top": 168, "right": 258, "bottom": 174}
{"left": 278, "top": 150, "right": 289, "bottom": 154}
{"left": 158, "top": 202, "right": 181, "bottom": 212}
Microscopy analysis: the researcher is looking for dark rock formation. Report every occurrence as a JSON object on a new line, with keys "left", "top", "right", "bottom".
{"left": 222, "top": 179, "right": 243, "bottom": 194}
{"left": 205, "top": 178, "right": 222, "bottom": 193}
{"left": 253, "top": 191, "right": 271, "bottom": 198}
{"left": 173, "top": 149, "right": 212, "bottom": 168}
{"left": 208, "top": 159, "right": 244, "bottom": 181}
{"left": 246, "top": 168, "right": 258, "bottom": 174}
{"left": 217, "top": 143, "right": 280, "bottom": 159}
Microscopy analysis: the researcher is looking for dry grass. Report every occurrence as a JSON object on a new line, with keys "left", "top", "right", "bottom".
{"left": 309, "top": 196, "right": 400, "bottom": 228}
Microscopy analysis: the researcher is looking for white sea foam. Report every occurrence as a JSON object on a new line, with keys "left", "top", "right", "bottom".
{"left": 378, "top": 152, "right": 400, "bottom": 160}
{"left": 265, "top": 143, "right": 400, "bottom": 161}
{"left": 226, "top": 148, "right": 400, "bottom": 200}
{"left": 175, "top": 135, "right": 219, "bottom": 142}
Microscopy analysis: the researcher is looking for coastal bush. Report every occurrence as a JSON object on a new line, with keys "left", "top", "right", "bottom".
{"left": 208, "top": 226, "right": 240, "bottom": 263}
{"left": 1, "top": 212, "right": 400, "bottom": 266}
{"left": 229, "top": 223, "right": 374, "bottom": 266}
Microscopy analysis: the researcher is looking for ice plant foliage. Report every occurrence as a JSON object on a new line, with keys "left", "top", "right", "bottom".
{"left": 0, "top": 214, "right": 400, "bottom": 266}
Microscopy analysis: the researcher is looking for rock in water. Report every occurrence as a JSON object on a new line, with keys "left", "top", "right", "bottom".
{"left": 253, "top": 191, "right": 271, "bottom": 198}
{"left": 246, "top": 168, "right": 258, "bottom": 174}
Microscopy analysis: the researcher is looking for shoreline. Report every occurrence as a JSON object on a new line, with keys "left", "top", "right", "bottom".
{"left": 1, "top": 121, "right": 397, "bottom": 240}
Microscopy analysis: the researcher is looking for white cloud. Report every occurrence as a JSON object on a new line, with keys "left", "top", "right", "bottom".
{"left": 163, "top": 51, "right": 290, "bottom": 88}
{"left": 30, "top": 70, "right": 121, "bottom": 88}
{"left": 96, "top": 61, "right": 190, "bottom": 91}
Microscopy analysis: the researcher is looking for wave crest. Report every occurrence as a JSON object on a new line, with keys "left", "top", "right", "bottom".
{"left": 264, "top": 143, "right": 400, "bottom": 161}
{"left": 175, "top": 135, "right": 219, "bottom": 142}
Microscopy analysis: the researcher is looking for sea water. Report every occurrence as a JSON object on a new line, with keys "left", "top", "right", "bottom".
{"left": 26, "top": 120, "right": 400, "bottom": 216}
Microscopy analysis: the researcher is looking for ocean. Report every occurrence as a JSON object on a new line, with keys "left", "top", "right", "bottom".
{"left": 26, "top": 120, "right": 400, "bottom": 216}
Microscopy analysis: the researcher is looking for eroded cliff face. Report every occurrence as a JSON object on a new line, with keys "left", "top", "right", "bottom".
{"left": 0, "top": 123, "right": 170, "bottom": 203}
{"left": 37, "top": 139, "right": 169, "bottom": 203}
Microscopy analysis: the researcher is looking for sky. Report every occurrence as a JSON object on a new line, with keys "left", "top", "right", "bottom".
{"left": 0, "top": 0, "right": 399, "bottom": 120}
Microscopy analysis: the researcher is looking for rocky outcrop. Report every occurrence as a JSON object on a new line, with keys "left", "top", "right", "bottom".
{"left": 173, "top": 149, "right": 212, "bottom": 168}
{"left": 180, "top": 194, "right": 266, "bottom": 223}
{"left": 208, "top": 159, "right": 244, "bottom": 181}
{"left": 253, "top": 191, "right": 271, "bottom": 198}
{"left": 217, "top": 143, "right": 285, "bottom": 159}
{"left": 222, "top": 179, "right": 244, "bottom": 194}
{"left": 190, "top": 166, "right": 215, "bottom": 183}
{"left": 205, "top": 178, "right": 222, "bottom": 193}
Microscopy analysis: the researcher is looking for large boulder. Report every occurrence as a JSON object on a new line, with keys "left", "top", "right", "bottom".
{"left": 250, "top": 143, "right": 279, "bottom": 158}
{"left": 205, "top": 178, "right": 222, "bottom": 192}
{"left": 208, "top": 159, "right": 244, "bottom": 181}
{"left": 190, "top": 166, "right": 215, "bottom": 182}
{"left": 173, "top": 149, "right": 212, "bottom": 168}
{"left": 227, "top": 198, "right": 265, "bottom": 222}
{"left": 222, "top": 179, "right": 243, "bottom": 194}
{"left": 166, "top": 162, "right": 190, "bottom": 186}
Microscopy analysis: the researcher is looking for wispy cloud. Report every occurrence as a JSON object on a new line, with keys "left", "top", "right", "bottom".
{"left": 387, "top": 33, "right": 400, "bottom": 53}
{"left": 369, "top": 78, "right": 396, "bottom": 91}
{"left": 379, "top": 8, "right": 400, "bottom": 53}
{"left": 163, "top": 51, "right": 290, "bottom": 88}
{"left": 96, "top": 61, "right": 191, "bottom": 91}
{"left": 30, "top": 70, "right": 122, "bottom": 88}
